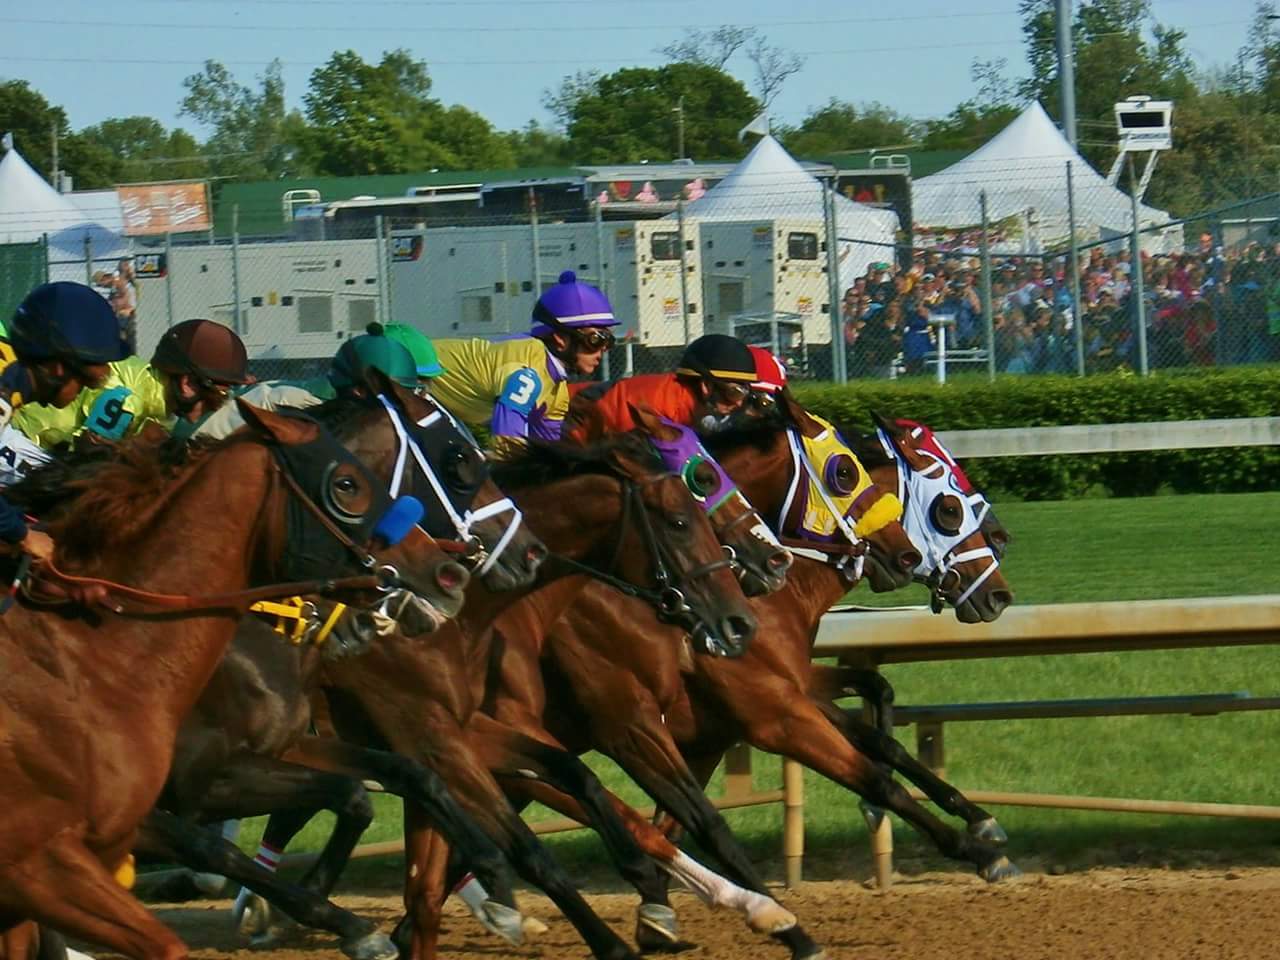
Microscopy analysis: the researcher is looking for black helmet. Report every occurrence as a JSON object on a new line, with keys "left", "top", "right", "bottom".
{"left": 8, "top": 282, "right": 124, "bottom": 365}
{"left": 676, "top": 334, "right": 756, "bottom": 383}
{"left": 151, "top": 319, "right": 250, "bottom": 385}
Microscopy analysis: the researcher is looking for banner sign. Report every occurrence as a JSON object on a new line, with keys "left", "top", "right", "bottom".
{"left": 118, "top": 182, "right": 211, "bottom": 236}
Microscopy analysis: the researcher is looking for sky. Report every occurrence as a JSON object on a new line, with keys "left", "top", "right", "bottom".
{"left": 2, "top": 0, "right": 1269, "bottom": 146}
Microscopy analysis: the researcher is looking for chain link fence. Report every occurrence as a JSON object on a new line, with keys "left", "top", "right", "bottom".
{"left": 3, "top": 162, "right": 1280, "bottom": 384}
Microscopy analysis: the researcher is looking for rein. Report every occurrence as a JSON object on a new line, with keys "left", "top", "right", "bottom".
{"left": 547, "top": 475, "right": 735, "bottom": 619}
{"left": 22, "top": 451, "right": 404, "bottom": 617}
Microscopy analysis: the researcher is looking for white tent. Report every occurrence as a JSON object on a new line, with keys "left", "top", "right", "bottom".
{"left": 670, "top": 135, "right": 899, "bottom": 289}
{"left": 0, "top": 143, "right": 125, "bottom": 258}
{"left": 911, "top": 102, "right": 1175, "bottom": 254}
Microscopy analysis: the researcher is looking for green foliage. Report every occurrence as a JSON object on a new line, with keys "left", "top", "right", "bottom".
{"left": 778, "top": 99, "right": 916, "bottom": 156}
{"left": 792, "top": 368, "right": 1280, "bottom": 500}
{"left": 563, "top": 63, "right": 759, "bottom": 164}
{"left": 76, "top": 117, "right": 206, "bottom": 185}
{"left": 181, "top": 59, "right": 307, "bottom": 180}
{"left": 502, "top": 121, "right": 575, "bottom": 168}
{"left": 300, "top": 49, "right": 514, "bottom": 176}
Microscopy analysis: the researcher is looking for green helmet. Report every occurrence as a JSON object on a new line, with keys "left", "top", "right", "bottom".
{"left": 379, "top": 323, "right": 446, "bottom": 378}
{"left": 329, "top": 327, "right": 419, "bottom": 393}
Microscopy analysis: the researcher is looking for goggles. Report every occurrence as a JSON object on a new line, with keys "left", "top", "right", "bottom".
{"left": 573, "top": 328, "right": 616, "bottom": 352}
{"left": 708, "top": 379, "right": 751, "bottom": 408}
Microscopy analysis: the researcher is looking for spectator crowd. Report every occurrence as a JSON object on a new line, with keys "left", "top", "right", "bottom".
{"left": 841, "top": 232, "right": 1280, "bottom": 378}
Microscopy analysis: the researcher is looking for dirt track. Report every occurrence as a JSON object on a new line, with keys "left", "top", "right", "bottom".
{"left": 142, "top": 866, "right": 1280, "bottom": 960}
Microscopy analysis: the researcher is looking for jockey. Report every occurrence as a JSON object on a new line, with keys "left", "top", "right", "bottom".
{"left": 565, "top": 332, "right": 757, "bottom": 444}
{"left": 744, "top": 344, "right": 788, "bottom": 414}
{"left": 150, "top": 319, "right": 255, "bottom": 441}
{"left": 0, "top": 282, "right": 124, "bottom": 559}
{"left": 430, "top": 270, "right": 618, "bottom": 457}
{"left": 324, "top": 327, "right": 420, "bottom": 399}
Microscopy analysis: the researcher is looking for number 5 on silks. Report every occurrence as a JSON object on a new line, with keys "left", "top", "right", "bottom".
{"left": 498, "top": 368, "right": 541, "bottom": 416}
{"left": 85, "top": 386, "right": 135, "bottom": 441}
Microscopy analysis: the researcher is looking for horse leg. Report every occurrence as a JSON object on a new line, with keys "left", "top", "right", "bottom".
{"left": 733, "top": 689, "right": 1018, "bottom": 881}
{"left": 1, "top": 834, "right": 184, "bottom": 960}
{"left": 395, "top": 812, "right": 449, "bottom": 960}
{"left": 188, "top": 754, "right": 377, "bottom": 937}
{"left": 137, "top": 809, "right": 393, "bottom": 959}
{"left": 278, "top": 736, "right": 515, "bottom": 917}
{"left": 823, "top": 701, "right": 1008, "bottom": 844}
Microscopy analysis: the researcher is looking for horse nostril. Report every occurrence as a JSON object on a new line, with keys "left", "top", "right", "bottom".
{"left": 719, "top": 614, "right": 756, "bottom": 649}
{"left": 899, "top": 549, "right": 923, "bottom": 572}
{"left": 435, "top": 561, "right": 470, "bottom": 594}
{"left": 767, "top": 550, "right": 793, "bottom": 573}
{"left": 989, "top": 589, "right": 1014, "bottom": 611}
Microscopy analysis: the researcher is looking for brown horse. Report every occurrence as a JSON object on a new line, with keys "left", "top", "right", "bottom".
{"left": 0, "top": 382, "right": 465, "bottom": 960}
{"left": 101, "top": 384, "right": 556, "bottom": 957}
{"left": 533, "top": 408, "right": 1018, "bottom": 951}
{"left": 248, "top": 422, "right": 765, "bottom": 960}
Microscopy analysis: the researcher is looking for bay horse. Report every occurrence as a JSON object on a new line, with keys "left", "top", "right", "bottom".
{"left": 101, "top": 384, "right": 556, "bottom": 957}
{"left": 247, "top": 417, "right": 778, "bottom": 960}
{"left": 0, "top": 384, "right": 466, "bottom": 960}
{"left": 531, "top": 404, "right": 1020, "bottom": 951}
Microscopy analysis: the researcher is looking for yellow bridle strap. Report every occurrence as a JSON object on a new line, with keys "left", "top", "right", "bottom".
{"left": 315, "top": 602, "right": 347, "bottom": 646}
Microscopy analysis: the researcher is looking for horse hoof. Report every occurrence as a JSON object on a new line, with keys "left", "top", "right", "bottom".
{"left": 235, "top": 892, "right": 273, "bottom": 938}
{"left": 635, "top": 905, "right": 694, "bottom": 954}
{"left": 522, "top": 916, "right": 549, "bottom": 937}
{"left": 340, "top": 933, "right": 398, "bottom": 960}
{"left": 980, "top": 856, "right": 1023, "bottom": 883}
{"left": 477, "top": 901, "right": 525, "bottom": 946}
{"left": 970, "top": 817, "right": 1008, "bottom": 845}
{"left": 746, "top": 901, "right": 797, "bottom": 936}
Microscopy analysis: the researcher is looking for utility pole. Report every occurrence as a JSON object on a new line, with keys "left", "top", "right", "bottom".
{"left": 675, "top": 96, "right": 686, "bottom": 159}
{"left": 50, "top": 124, "right": 59, "bottom": 190}
{"left": 1055, "top": 0, "right": 1077, "bottom": 147}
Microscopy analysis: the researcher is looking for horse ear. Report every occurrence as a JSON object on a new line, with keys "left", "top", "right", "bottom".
{"left": 869, "top": 409, "right": 902, "bottom": 439}
{"left": 628, "top": 401, "right": 682, "bottom": 441}
{"left": 363, "top": 366, "right": 409, "bottom": 408}
{"left": 237, "top": 399, "right": 318, "bottom": 446}
{"left": 782, "top": 390, "right": 825, "bottom": 439}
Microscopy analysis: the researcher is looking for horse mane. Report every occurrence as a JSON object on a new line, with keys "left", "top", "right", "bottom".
{"left": 7, "top": 396, "right": 382, "bottom": 562}
{"left": 834, "top": 421, "right": 895, "bottom": 470}
{"left": 489, "top": 432, "right": 662, "bottom": 489}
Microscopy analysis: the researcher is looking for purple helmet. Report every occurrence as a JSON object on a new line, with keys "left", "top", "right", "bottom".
{"left": 531, "top": 270, "right": 618, "bottom": 337}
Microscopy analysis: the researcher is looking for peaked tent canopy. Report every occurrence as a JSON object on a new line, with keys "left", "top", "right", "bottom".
{"left": 671, "top": 134, "right": 899, "bottom": 289}
{"left": 911, "top": 102, "right": 1174, "bottom": 253}
{"left": 0, "top": 144, "right": 125, "bottom": 257}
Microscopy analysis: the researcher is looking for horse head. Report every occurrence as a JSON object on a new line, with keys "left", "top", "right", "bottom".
{"left": 863, "top": 411, "right": 1013, "bottom": 623}
{"left": 628, "top": 402, "right": 792, "bottom": 598}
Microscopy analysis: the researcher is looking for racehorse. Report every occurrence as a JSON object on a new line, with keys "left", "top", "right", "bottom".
{"left": 0, "top": 377, "right": 464, "bottom": 960}
{"left": 246, "top": 416, "right": 777, "bottom": 960}
{"left": 105, "top": 384, "right": 553, "bottom": 958}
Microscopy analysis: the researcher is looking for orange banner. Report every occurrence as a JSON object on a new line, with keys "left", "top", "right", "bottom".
{"left": 118, "top": 182, "right": 210, "bottom": 236}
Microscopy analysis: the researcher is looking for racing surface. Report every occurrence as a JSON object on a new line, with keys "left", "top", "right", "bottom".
{"left": 135, "top": 865, "right": 1280, "bottom": 960}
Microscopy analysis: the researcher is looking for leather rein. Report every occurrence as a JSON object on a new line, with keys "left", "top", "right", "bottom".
{"left": 22, "top": 450, "right": 410, "bottom": 617}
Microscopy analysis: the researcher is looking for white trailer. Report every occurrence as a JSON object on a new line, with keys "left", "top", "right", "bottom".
{"left": 696, "top": 218, "right": 832, "bottom": 347}
{"left": 132, "top": 238, "right": 383, "bottom": 360}
{"left": 390, "top": 219, "right": 699, "bottom": 348}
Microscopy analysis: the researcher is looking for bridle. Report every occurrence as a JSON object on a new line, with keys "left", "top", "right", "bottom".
{"left": 26, "top": 417, "right": 421, "bottom": 616}
{"left": 550, "top": 472, "right": 739, "bottom": 655}
{"left": 377, "top": 394, "right": 523, "bottom": 576}
{"left": 776, "top": 427, "right": 869, "bottom": 584}
{"left": 876, "top": 427, "right": 1000, "bottom": 613}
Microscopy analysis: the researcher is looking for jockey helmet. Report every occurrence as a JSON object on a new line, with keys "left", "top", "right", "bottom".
{"left": 530, "top": 271, "right": 619, "bottom": 340}
{"left": 376, "top": 323, "right": 447, "bottom": 378}
{"left": 329, "top": 329, "right": 418, "bottom": 392}
{"left": 8, "top": 282, "right": 124, "bottom": 365}
{"left": 747, "top": 346, "right": 788, "bottom": 394}
{"left": 151, "top": 319, "right": 251, "bottom": 385}
{"left": 677, "top": 334, "right": 756, "bottom": 384}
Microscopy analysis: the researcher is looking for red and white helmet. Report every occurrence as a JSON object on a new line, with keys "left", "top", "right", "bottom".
{"left": 748, "top": 346, "right": 787, "bottom": 394}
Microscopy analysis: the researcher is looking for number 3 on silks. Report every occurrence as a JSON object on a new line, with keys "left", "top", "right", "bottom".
{"left": 85, "top": 386, "right": 135, "bottom": 441}
{"left": 497, "top": 368, "right": 541, "bottom": 416}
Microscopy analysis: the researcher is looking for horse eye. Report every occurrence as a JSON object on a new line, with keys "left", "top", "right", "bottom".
{"left": 668, "top": 514, "right": 689, "bottom": 532}
{"left": 335, "top": 475, "right": 358, "bottom": 494}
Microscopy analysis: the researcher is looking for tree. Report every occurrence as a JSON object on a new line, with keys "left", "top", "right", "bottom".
{"left": 746, "top": 34, "right": 806, "bottom": 109}
{"left": 301, "top": 49, "right": 513, "bottom": 175}
{"left": 562, "top": 63, "right": 759, "bottom": 164}
{"left": 780, "top": 100, "right": 917, "bottom": 157}
{"left": 503, "top": 121, "right": 575, "bottom": 167}
{"left": 77, "top": 117, "right": 206, "bottom": 184}
{"left": 0, "top": 80, "right": 69, "bottom": 183}
{"left": 919, "top": 59, "right": 1024, "bottom": 152}
{"left": 657, "top": 26, "right": 753, "bottom": 71}
{"left": 181, "top": 59, "right": 308, "bottom": 180}
{"left": 542, "top": 71, "right": 603, "bottom": 132}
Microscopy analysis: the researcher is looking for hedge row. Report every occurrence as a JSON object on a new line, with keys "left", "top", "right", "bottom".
{"left": 791, "top": 367, "right": 1280, "bottom": 500}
